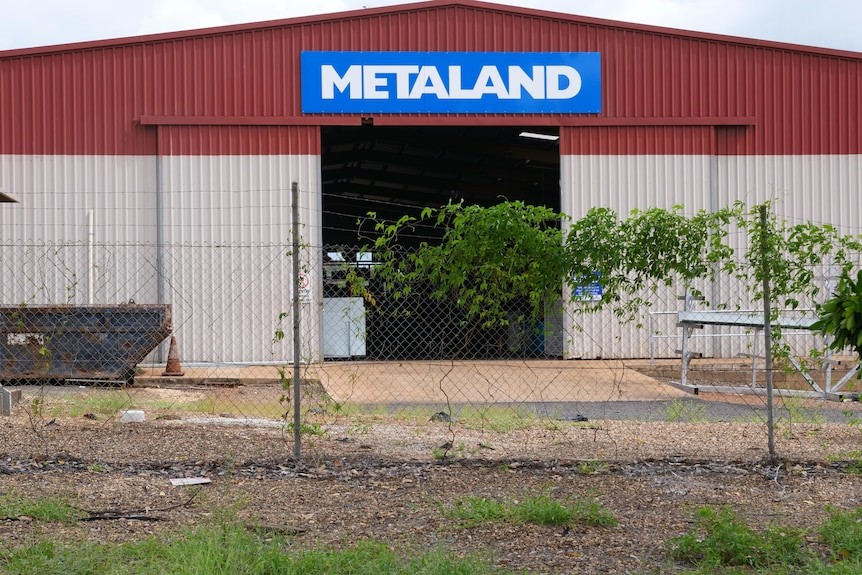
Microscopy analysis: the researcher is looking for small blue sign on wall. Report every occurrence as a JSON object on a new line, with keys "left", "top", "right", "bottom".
{"left": 301, "top": 51, "right": 601, "bottom": 114}
{"left": 573, "top": 272, "right": 603, "bottom": 302}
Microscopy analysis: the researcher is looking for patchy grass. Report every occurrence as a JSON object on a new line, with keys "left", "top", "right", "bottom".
{"left": 667, "top": 505, "right": 862, "bottom": 573}
{"left": 668, "top": 505, "right": 809, "bottom": 570}
{"left": 577, "top": 460, "right": 611, "bottom": 475}
{"left": 444, "top": 489, "right": 616, "bottom": 529}
{"left": 658, "top": 399, "right": 708, "bottom": 423}
{"left": 778, "top": 396, "right": 827, "bottom": 425}
{"left": 0, "top": 525, "right": 508, "bottom": 575}
{"left": 0, "top": 493, "right": 85, "bottom": 523}
{"left": 819, "top": 505, "right": 862, "bottom": 560}
{"left": 456, "top": 406, "right": 538, "bottom": 432}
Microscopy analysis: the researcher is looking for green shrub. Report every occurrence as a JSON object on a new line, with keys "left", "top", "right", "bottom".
{"left": 667, "top": 506, "right": 808, "bottom": 569}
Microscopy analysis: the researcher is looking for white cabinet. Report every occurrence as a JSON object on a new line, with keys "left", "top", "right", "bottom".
{"left": 322, "top": 297, "right": 366, "bottom": 359}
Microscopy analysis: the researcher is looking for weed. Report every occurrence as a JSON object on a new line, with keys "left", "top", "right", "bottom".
{"left": 565, "top": 495, "right": 619, "bottom": 528}
{"left": 0, "top": 524, "right": 506, "bottom": 575}
{"left": 285, "top": 421, "right": 325, "bottom": 436}
{"left": 731, "top": 413, "right": 767, "bottom": 424}
{"left": 457, "top": 405, "right": 537, "bottom": 432}
{"left": 347, "top": 418, "right": 373, "bottom": 435}
{"left": 577, "top": 460, "right": 610, "bottom": 475}
{"left": 843, "top": 410, "right": 862, "bottom": 427}
{"left": 659, "top": 399, "right": 708, "bottom": 422}
{"left": 446, "top": 497, "right": 508, "bottom": 527}
{"left": 667, "top": 505, "right": 809, "bottom": 569}
{"left": 0, "top": 493, "right": 85, "bottom": 523}
{"left": 88, "top": 463, "right": 107, "bottom": 473}
{"left": 826, "top": 446, "right": 862, "bottom": 473}
{"left": 780, "top": 396, "right": 827, "bottom": 424}
{"left": 29, "top": 396, "right": 44, "bottom": 418}
{"left": 64, "top": 392, "right": 131, "bottom": 417}
{"left": 511, "top": 492, "right": 576, "bottom": 526}
{"left": 819, "top": 506, "right": 862, "bottom": 560}
{"left": 432, "top": 440, "right": 470, "bottom": 460}
{"left": 444, "top": 490, "right": 616, "bottom": 529}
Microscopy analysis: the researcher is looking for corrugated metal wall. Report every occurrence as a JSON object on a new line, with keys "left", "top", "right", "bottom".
{"left": 2, "top": 0, "right": 862, "bottom": 362}
{"left": 561, "top": 149, "right": 712, "bottom": 359}
{"left": 0, "top": 145, "right": 322, "bottom": 364}
{"left": 560, "top": 143, "right": 862, "bottom": 358}
{"left": 2, "top": 1, "right": 860, "bottom": 155}
{"left": 160, "top": 152, "right": 321, "bottom": 363}
{"left": 0, "top": 155, "right": 159, "bottom": 307}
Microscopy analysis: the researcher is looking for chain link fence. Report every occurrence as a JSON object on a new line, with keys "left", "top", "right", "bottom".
{"left": 1, "top": 210, "right": 861, "bottom": 465}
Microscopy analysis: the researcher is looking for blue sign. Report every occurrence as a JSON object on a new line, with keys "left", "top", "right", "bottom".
{"left": 573, "top": 272, "right": 603, "bottom": 302}
{"left": 301, "top": 52, "right": 601, "bottom": 114}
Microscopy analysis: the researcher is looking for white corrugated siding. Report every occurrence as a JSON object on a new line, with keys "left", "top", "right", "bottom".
{"left": 560, "top": 154, "right": 862, "bottom": 359}
{"left": 715, "top": 156, "right": 862, "bottom": 231}
{"left": 0, "top": 155, "right": 159, "bottom": 305}
{"left": 0, "top": 153, "right": 322, "bottom": 365}
{"left": 160, "top": 154, "right": 321, "bottom": 364}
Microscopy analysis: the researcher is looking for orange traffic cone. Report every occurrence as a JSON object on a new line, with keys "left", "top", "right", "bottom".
{"left": 162, "top": 336, "right": 185, "bottom": 376}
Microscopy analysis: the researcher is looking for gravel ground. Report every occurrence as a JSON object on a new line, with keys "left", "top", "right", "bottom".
{"left": 2, "top": 396, "right": 862, "bottom": 573}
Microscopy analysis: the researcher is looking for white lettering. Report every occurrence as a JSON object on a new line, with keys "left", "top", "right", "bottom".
{"left": 546, "top": 66, "right": 581, "bottom": 99}
{"left": 472, "top": 66, "right": 510, "bottom": 98}
{"left": 363, "top": 65, "right": 392, "bottom": 99}
{"left": 320, "top": 63, "right": 587, "bottom": 102}
{"left": 392, "top": 66, "right": 419, "bottom": 98}
{"left": 507, "top": 66, "right": 545, "bottom": 99}
{"left": 408, "top": 66, "right": 449, "bottom": 99}
{"left": 447, "top": 66, "right": 475, "bottom": 99}
{"left": 321, "top": 65, "right": 362, "bottom": 99}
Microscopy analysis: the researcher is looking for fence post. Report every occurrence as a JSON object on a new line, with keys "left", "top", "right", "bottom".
{"left": 291, "top": 181, "right": 302, "bottom": 458}
{"left": 759, "top": 204, "right": 776, "bottom": 462}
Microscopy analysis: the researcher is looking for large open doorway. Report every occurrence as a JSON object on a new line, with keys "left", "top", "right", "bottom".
{"left": 319, "top": 125, "right": 562, "bottom": 360}
{"left": 321, "top": 125, "right": 561, "bottom": 245}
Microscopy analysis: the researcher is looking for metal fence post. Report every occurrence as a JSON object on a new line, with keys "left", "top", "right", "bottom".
{"left": 759, "top": 204, "right": 776, "bottom": 462}
{"left": 292, "top": 181, "right": 302, "bottom": 458}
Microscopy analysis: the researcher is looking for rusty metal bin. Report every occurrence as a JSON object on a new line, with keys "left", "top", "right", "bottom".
{"left": 0, "top": 304, "right": 172, "bottom": 384}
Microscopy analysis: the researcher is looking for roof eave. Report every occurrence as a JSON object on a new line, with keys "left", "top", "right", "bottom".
{"left": 1, "top": 0, "right": 860, "bottom": 61}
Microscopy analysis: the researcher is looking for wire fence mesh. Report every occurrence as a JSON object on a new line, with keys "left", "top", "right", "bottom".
{"left": 1, "top": 201, "right": 861, "bottom": 466}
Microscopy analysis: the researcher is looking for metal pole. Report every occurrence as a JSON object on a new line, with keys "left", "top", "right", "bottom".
{"left": 155, "top": 139, "right": 166, "bottom": 363}
{"left": 681, "top": 293, "right": 691, "bottom": 388}
{"left": 649, "top": 312, "right": 655, "bottom": 364}
{"left": 824, "top": 258, "right": 834, "bottom": 396}
{"left": 759, "top": 204, "right": 776, "bottom": 462}
{"left": 291, "top": 182, "right": 302, "bottom": 458}
{"left": 87, "top": 210, "right": 95, "bottom": 304}
{"left": 709, "top": 153, "right": 721, "bottom": 358}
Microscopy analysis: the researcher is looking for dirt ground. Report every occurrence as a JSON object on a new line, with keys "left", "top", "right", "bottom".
{"left": 2, "top": 398, "right": 862, "bottom": 574}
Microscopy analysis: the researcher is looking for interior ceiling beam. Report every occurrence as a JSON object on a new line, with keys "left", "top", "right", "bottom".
{"left": 322, "top": 148, "right": 557, "bottom": 181}
{"left": 323, "top": 172, "right": 553, "bottom": 204}
{"left": 324, "top": 182, "right": 458, "bottom": 207}
{"left": 322, "top": 126, "right": 560, "bottom": 164}
{"left": 323, "top": 164, "right": 555, "bottom": 196}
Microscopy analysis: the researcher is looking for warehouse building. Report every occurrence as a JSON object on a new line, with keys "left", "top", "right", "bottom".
{"left": 1, "top": 0, "right": 861, "bottom": 365}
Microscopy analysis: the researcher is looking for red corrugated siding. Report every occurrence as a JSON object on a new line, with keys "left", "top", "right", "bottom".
{"left": 1, "top": 1, "right": 860, "bottom": 155}
{"left": 158, "top": 125, "right": 319, "bottom": 155}
{"left": 561, "top": 126, "right": 714, "bottom": 155}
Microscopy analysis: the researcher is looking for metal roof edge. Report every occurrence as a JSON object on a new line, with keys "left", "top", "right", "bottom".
{"left": 1, "top": 0, "right": 860, "bottom": 61}
{"left": 138, "top": 114, "right": 756, "bottom": 127}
